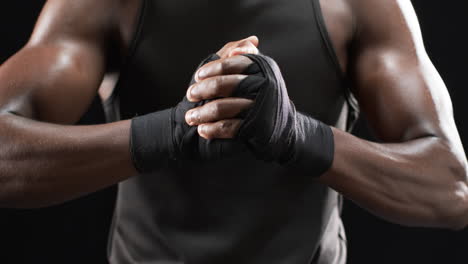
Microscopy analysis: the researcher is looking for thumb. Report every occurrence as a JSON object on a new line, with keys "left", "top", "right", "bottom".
{"left": 228, "top": 36, "right": 260, "bottom": 57}
{"left": 245, "top": 35, "right": 259, "bottom": 47}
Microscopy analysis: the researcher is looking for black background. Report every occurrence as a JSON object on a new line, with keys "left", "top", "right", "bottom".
{"left": 0, "top": 1, "right": 466, "bottom": 263}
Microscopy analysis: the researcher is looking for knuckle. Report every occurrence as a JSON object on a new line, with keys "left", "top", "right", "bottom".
{"left": 221, "top": 120, "right": 233, "bottom": 131}
{"left": 219, "top": 120, "right": 229, "bottom": 131}
{"left": 206, "top": 126, "right": 218, "bottom": 139}
{"left": 209, "top": 101, "right": 221, "bottom": 117}
{"left": 213, "top": 77, "right": 223, "bottom": 93}
{"left": 206, "top": 78, "right": 222, "bottom": 98}
{"left": 220, "top": 59, "right": 233, "bottom": 73}
{"left": 212, "top": 123, "right": 226, "bottom": 138}
{"left": 219, "top": 120, "right": 235, "bottom": 137}
{"left": 218, "top": 76, "right": 230, "bottom": 93}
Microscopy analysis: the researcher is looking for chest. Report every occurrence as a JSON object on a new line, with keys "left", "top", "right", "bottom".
{"left": 117, "top": 0, "right": 351, "bottom": 71}
{"left": 115, "top": 0, "right": 351, "bottom": 127}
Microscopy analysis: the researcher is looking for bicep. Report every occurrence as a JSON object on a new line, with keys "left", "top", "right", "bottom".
{"left": 0, "top": 0, "right": 115, "bottom": 124}
{"left": 0, "top": 42, "right": 105, "bottom": 124}
{"left": 352, "top": 47, "right": 453, "bottom": 142}
{"left": 350, "top": 0, "right": 458, "bottom": 145}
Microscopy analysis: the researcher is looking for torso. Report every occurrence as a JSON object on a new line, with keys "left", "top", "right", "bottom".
{"left": 110, "top": 0, "right": 354, "bottom": 76}
{"left": 106, "top": 0, "right": 356, "bottom": 263}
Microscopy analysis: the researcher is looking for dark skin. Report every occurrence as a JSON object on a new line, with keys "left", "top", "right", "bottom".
{"left": 0, "top": 0, "right": 466, "bottom": 231}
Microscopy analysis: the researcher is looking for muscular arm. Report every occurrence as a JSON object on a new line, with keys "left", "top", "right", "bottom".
{"left": 320, "top": 0, "right": 468, "bottom": 230}
{"left": 0, "top": 0, "right": 137, "bottom": 208}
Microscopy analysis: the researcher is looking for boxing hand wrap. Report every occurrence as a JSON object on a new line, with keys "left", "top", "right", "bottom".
{"left": 238, "top": 54, "right": 334, "bottom": 177}
{"left": 130, "top": 108, "right": 174, "bottom": 173}
{"left": 131, "top": 54, "right": 237, "bottom": 173}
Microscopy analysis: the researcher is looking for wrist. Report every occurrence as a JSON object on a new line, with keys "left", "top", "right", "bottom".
{"left": 130, "top": 108, "right": 174, "bottom": 173}
{"left": 284, "top": 113, "right": 335, "bottom": 177}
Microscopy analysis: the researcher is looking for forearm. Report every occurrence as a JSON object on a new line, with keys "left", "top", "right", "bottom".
{"left": 177, "top": 48, "right": 468, "bottom": 229}
{"left": 0, "top": 113, "right": 136, "bottom": 208}
{"left": 320, "top": 128, "right": 468, "bottom": 229}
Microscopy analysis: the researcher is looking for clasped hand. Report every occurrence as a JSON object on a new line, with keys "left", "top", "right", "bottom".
{"left": 131, "top": 36, "right": 334, "bottom": 176}
{"left": 185, "top": 36, "right": 260, "bottom": 140}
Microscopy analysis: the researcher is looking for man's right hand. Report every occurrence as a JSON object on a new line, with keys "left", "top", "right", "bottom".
{"left": 130, "top": 54, "right": 247, "bottom": 173}
{"left": 131, "top": 37, "right": 261, "bottom": 173}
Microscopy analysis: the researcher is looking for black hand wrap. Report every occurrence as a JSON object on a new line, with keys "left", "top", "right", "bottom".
{"left": 237, "top": 54, "right": 335, "bottom": 177}
{"left": 130, "top": 54, "right": 241, "bottom": 173}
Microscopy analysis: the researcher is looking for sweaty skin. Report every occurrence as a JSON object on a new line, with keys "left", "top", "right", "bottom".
{"left": 186, "top": 0, "right": 468, "bottom": 230}
{"left": 0, "top": 0, "right": 258, "bottom": 207}
{"left": 0, "top": 0, "right": 467, "bottom": 231}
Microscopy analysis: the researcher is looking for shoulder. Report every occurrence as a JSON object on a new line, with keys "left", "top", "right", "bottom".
{"left": 27, "top": 0, "right": 143, "bottom": 70}
{"left": 27, "top": 0, "right": 143, "bottom": 45}
{"left": 347, "top": 0, "right": 422, "bottom": 49}
{"left": 26, "top": 0, "right": 118, "bottom": 47}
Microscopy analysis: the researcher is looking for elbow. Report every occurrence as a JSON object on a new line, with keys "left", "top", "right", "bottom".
{"left": 433, "top": 140, "right": 468, "bottom": 231}
{"left": 440, "top": 184, "right": 468, "bottom": 231}
{"left": 438, "top": 196, "right": 468, "bottom": 231}
{"left": 435, "top": 162, "right": 468, "bottom": 231}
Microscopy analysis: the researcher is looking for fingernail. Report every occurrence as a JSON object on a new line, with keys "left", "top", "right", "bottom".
{"left": 185, "top": 111, "right": 192, "bottom": 125}
{"left": 198, "top": 68, "right": 207, "bottom": 79}
{"left": 190, "top": 111, "right": 199, "bottom": 123}
{"left": 190, "top": 86, "right": 199, "bottom": 98}
{"left": 198, "top": 125, "right": 207, "bottom": 138}
{"left": 187, "top": 85, "right": 196, "bottom": 101}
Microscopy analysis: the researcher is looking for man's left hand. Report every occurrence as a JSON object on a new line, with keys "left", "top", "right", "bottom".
{"left": 185, "top": 38, "right": 259, "bottom": 139}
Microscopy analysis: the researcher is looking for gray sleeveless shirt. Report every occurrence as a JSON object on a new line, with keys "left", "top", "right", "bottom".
{"left": 107, "top": 0, "right": 358, "bottom": 263}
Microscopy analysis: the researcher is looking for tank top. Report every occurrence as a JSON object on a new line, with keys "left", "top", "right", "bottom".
{"left": 107, "top": 0, "right": 358, "bottom": 263}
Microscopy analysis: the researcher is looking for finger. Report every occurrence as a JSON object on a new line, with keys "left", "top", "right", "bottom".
{"left": 227, "top": 36, "right": 259, "bottom": 57}
{"left": 244, "top": 35, "right": 259, "bottom": 47}
{"left": 216, "top": 41, "right": 239, "bottom": 59}
{"left": 216, "top": 35, "right": 260, "bottom": 58}
{"left": 196, "top": 56, "right": 254, "bottom": 81}
{"left": 228, "top": 43, "right": 259, "bottom": 57}
{"left": 185, "top": 97, "right": 253, "bottom": 126}
{"left": 187, "top": 74, "right": 247, "bottom": 102}
{"left": 198, "top": 119, "right": 243, "bottom": 139}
